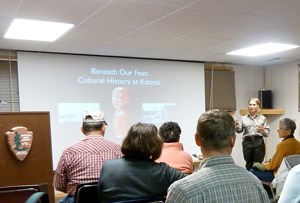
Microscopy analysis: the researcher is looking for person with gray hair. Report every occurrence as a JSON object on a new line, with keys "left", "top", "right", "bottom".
{"left": 250, "top": 117, "right": 300, "bottom": 182}
{"left": 166, "top": 109, "right": 269, "bottom": 203}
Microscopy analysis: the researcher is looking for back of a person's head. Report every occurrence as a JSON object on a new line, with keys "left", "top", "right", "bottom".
{"left": 121, "top": 122, "right": 163, "bottom": 161}
{"left": 82, "top": 120, "right": 106, "bottom": 132}
{"left": 82, "top": 109, "right": 107, "bottom": 132}
{"left": 159, "top": 121, "right": 181, "bottom": 143}
{"left": 196, "top": 109, "right": 235, "bottom": 150}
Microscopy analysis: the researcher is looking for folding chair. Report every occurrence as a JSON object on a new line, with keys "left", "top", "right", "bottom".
{"left": 74, "top": 182, "right": 99, "bottom": 203}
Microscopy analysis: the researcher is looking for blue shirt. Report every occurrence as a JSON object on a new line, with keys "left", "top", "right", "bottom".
{"left": 278, "top": 164, "right": 300, "bottom": 203}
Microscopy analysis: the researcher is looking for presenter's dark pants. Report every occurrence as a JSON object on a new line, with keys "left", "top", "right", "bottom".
{"left": 242, "top": 136, "right": 265, "bottom": 170}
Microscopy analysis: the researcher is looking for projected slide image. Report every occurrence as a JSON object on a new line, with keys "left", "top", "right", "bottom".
{"left": 58, "top": 103, "right": 100, "bottom": 124}
{"left": 142, "top": 103, "right": 176, "bottom": 126}
{"left": 18, "top": 52, "right": 205, "bottom": 168}
{"left": 112, "top": 87, "right": 130, "bottom": 139}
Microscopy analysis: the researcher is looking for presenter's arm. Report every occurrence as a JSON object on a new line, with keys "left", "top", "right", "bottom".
{"left": 235, "top": 118, "right": 243, "bottom": 133}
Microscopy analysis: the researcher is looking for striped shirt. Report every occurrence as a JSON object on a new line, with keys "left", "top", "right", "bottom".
{"left": 54, "top": 135, "right": 122, "bottom": 195}
{"left": 166, "top": 156, "right": 269, "bottom": 203}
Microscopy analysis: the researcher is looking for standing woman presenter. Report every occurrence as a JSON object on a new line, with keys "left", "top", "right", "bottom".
{"left": 236, "top": 98, "right": 270, "bottom": 170}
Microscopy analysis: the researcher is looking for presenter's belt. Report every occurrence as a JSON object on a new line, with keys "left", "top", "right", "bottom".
{"left": 243, "top": 135, "right": 262, "bottom": 141}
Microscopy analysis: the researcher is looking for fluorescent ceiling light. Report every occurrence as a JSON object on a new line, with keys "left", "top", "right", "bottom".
{"left": 4, "top": 19, "right": 74, "bottom": 41}
{"left": 226, "top": 43, "right": 299, "bottom": 57}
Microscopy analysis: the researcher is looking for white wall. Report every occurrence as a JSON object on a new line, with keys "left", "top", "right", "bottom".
{"left": 264, "top": 62, "right": 300, "bottom": 158}
{"left": 232, "top": 61, "right": 300, "bottom": 168}
{"left": 231, "top": 64, "right": 265, "bottom": 167}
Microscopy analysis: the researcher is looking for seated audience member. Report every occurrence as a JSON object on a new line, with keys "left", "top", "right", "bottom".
{"left": 271, "top": 154, "right": 300, "bottom": 198}
{"left": 278, "top": 163, "right": 300, "bottom": 203}
{"left": 250, "top": 118, "right": 300, "bottom": 182}
{"left": 166, "top": 109, "right": 269, "bottom": 203}
{"left": 98, "top": 122, "right": 187, "bottom": 202}
{"left": 54, "top": 110, "right": 123, "bottom": 203}
{"left": 156, "top": 121, "right": 193, "bottom": 174}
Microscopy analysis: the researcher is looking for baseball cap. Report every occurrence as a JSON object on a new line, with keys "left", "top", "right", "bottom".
{"left": 83, "top": 109, "right": 107, "bottom": 125}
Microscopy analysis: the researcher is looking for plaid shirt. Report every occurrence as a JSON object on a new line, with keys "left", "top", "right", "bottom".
{"left": 54, "top": 135, "right": 122, "bottom": 195}
{"left": 166, "top": 156, "right": 269, "bottom": 203}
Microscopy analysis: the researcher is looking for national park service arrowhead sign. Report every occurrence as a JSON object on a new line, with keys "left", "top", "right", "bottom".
{"left": 6, "top": 126, "right": 33, "bottom": 161}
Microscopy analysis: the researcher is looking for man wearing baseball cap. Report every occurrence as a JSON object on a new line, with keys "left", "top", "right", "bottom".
{"left": 54, "top": 109, "right": 123, "bottom": 203}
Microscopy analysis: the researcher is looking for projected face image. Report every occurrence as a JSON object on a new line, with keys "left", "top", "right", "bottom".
{"left": 112, "top": 87, "right": 130, "bottom": 139}
{"left": 112, "top": 87, "right": 130, "bottom": 109}
{"left": 142, "top": 103, "right": 176, "bottom": 126}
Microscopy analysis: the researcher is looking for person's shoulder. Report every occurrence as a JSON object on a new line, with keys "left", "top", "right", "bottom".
{"left": 169, "top": 172, "right": 198, "bottom": 190}
{"left": 101, "top": 138, "right": 122, "bottom": 148}
{"left": 155, "top": 161, "right": 170, "bottom": 168}
{"left": 181, "top": 150, "right": 193, "bottom": 157}
{"left": 258, "top": 114, "right": 267, "bottom": 119}
{"left": 291, "top": 137, "right": 300, "bottom": 144}
{"left": 102, "top": 137, "right": 119, "bottom": 144}
{"left": 289, "top": 164, "right": 300, "bottom": 176}
{"left": 237, "top": 167, "right": 264, "bottom": 182}
{"left": 103, "top": 156, "right": 123, "bottom": 166}
{"left": 61, "top": 141, "right": 82, "bottom": 153}
{"left": 178, "top": 151, "right": 193, "bottom": 163}
{"left": 221, "top": 163, "right": 259, "bottom": 179}
{"left": 155, "top": 161, "right": 187, "bottom": 175}
{"left": 280, "top": 137, "right": 300, "bottom": 145}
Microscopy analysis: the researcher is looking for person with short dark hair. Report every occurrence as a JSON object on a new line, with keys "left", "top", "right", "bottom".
{"left": 250, "top": 118, "right": 300, "bottom": 182}
{"left": 166, "top": 109, "right": 269, "bottom": 203}
{"left": 98, "top": 122, "right": 187, "bottom": 202}
{"left": 54, "top": 109, "right": 122, "bottom": 203}
{"left": 236, "top": 97, "right": 270, "bottom": 170}
{"left": 156, "top": 121, "right": 193, "bottom": 174}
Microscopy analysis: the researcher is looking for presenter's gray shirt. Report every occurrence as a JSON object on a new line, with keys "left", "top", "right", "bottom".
{"left": 236, "top": 114, "right": 270, "bottom": 138}
{"left": 166, "top": 156, "right": 269, "bottom": 203}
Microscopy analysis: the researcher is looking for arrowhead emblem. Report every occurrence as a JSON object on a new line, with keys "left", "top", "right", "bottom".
{"left": 6, "top": 126, "right": 33, "bottom": 161}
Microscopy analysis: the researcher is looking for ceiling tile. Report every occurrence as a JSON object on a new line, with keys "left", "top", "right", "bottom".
{"left": 84, "top": 0, "right": 181, "bottom": 30}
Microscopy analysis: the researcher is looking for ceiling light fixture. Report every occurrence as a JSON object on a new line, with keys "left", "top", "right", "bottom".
{"left": 4, "top": 19, "right": 74, "bottom": 41}
{"left": 226, "top": 43, "right": 299, "bottom": 57}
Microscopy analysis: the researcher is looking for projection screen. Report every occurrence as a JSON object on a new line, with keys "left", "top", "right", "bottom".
{"left": 17, "top": 52, "right": 205, "bottom": 168}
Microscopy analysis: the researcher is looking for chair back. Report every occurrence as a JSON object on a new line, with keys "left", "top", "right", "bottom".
{"left": 273, "top": 154, "right": 300, "bottom": 197}
{"left": 25, "top": 191, "right": 50, "bottom": 203}
{"left": 0, "top": 184, "right": 41, "bottom": 192}
{"left": 0, "top": 187, "right": 39, "bottom": 203}
{"left": 285, "top": 154, "right": 300, "bottom": 168}
{"left": 74, "top": 182, "right": 99, "bottom": 203}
